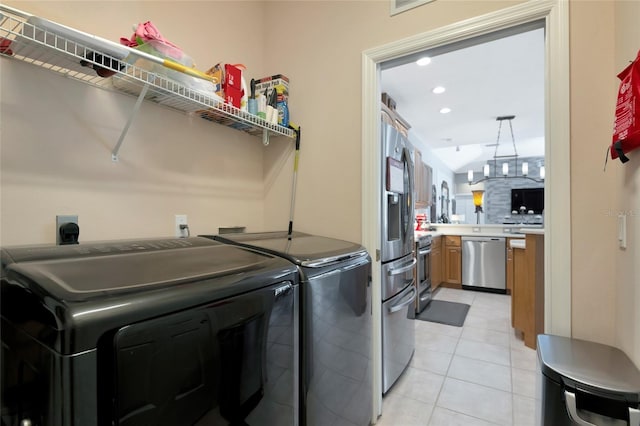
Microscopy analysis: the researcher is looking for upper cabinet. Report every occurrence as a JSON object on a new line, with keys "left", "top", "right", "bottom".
{"left": 381, "top": 93, "right": 432, "bottom": 208}
{"left": 414, "top": 150, "right": 432, "bottom": 209}
{"left": 0, "top": 6, "right": 296, "bottom": 160}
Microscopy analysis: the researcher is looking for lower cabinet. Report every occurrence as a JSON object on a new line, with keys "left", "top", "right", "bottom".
{"left": 512, "top": 234, "right": 545, "bottom": 350}
{"left": 443, "top": 236, "right": 462, "bottom": 286}
{"left": 431, "top": 236, "right": 442, "bottom": 290}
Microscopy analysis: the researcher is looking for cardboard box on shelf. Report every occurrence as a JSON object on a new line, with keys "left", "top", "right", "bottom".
{"left": 225, "top": 85, "right": 244, "bottom": 109}
{"left": 254, "top": 74, "right": 289, "bottom": 102}
{"left": 224, "top": 64, "right": 243, "bottom": 90}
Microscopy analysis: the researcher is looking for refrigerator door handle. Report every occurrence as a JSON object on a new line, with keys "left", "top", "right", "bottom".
{"left": 387, "top": 258, "right": 417, "bottom": 276}
{"left": 388, "top": 286, "right": 417, "bottom": 313}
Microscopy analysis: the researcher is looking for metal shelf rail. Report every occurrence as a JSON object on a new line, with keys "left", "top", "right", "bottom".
{"left": 0, "top": 5, "right": 295, "bottom": 160}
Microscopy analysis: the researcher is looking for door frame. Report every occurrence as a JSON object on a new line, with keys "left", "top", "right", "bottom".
{"left": 361, "top": 0, "right": 571, "bottom": 419}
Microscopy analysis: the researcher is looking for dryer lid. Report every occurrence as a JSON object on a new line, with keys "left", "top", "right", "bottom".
{"left": 208, "top": 231, "right": 368, "bottom": 267}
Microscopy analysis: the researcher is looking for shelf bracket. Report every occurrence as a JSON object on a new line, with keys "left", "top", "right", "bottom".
{"left": 262, "top": 129, "right": 270, "bottom": 146}
{"left": 112, "top": 83, "right": 150, "bottom": 162}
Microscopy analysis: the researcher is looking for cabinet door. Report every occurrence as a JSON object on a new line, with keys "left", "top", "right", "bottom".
{"left": 431, "top": 238, "right": 442, "bottom": 290}
{"left": 414, "top": 150, "right": 428, "bottom": 209}
{"left": 425, "top": 165, "right": 433, "bottom": 206}
{"left": 444, "top": 247, "right": 462, "bottom": 284}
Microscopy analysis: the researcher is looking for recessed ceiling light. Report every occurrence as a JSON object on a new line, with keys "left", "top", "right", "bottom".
{"left": 416, "top": 57, "right": 431, "bottom": 66}
{"left": 439, "top": 107, "right": 451, "bottom": 114}
{"left": 432, "top": 86, "right": 446, "bottom": 94}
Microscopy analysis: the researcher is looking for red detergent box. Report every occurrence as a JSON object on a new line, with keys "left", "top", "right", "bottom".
{"left": 225, "top": 85, "right": 244, "bottom": 108}
{"left": 224, "top": 64, "right": 243, "bottom": 90}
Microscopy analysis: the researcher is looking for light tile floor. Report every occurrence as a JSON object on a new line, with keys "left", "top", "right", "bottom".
{"left": 376, "top": 287, "right": 540, "bottom": 426}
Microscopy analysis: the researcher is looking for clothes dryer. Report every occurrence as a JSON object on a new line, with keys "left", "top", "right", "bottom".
{"left": 204, "top": 231, "right": 372, "bottom": 426}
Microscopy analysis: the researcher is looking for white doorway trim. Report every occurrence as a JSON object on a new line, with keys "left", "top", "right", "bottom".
{"left": 362, "top": 0, "right": 570, "bottom": 420}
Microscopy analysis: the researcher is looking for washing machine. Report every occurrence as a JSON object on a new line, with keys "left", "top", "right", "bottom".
{"left": 1, "top": 237, "right": 299, "bottom": 426}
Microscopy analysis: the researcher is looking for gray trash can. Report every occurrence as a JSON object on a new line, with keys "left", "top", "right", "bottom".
{"left": 537, "top": 334, "right": 640, "bottom": 426}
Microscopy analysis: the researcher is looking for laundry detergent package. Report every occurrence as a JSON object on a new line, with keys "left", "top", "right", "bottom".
{"left": 254, "top": 74, "right": 289, "bottom": 104}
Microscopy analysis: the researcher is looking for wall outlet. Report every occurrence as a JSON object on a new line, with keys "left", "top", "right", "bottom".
{"left": 175, "top": 214, "right": 188, "bottom": 238}
{"left": 472, "top": 227, "right": 481, "bottom": 233}
{"left": 56, "top": 215, "right": 78, "bottom": 245}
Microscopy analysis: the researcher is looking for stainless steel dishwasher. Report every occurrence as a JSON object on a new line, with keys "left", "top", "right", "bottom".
{"left": 461, "top": 236, "right": 506, "bottom": 293}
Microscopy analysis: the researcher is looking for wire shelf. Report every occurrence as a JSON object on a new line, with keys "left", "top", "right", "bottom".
{"left": 0, "top": 8, "right": 295, "bottom": 142}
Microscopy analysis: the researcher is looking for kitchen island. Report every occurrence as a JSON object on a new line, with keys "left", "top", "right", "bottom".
{"left": 511, "top": 230, "right": 545, "bottom": 349}
{"left": 416, "top": 223, "right": 542, "bottom": 292}
{"left": 415, "top": 225, "right": 545, "bottom": 349}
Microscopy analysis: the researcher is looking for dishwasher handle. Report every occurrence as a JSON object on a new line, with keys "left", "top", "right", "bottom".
{"left": 462, "top": 237, "right": 506, "bottom": 243}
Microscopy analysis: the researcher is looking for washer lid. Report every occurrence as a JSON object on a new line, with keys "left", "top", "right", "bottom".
{"left": 209, "top": 231, "right": 367, "bottom": 267}
{"left": 2, "top": 237, "right": 283, "bottom": 299}
{"left": 537, "top": 334, "right": 640, "bottom": 399}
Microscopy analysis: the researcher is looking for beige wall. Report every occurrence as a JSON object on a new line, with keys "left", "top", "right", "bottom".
{"left": 568, "top": 1, "right": 619, "bottom": 347}
{"left": 613, "top": 0, "right": 640, "bottom": 367}
{"left": 262, "top": 0, "right": 521, "bottom": 242}
{"left": 568, "top": 0, "right": 640, "bottom": 367}
{"left": 1, "top": 1, "right": 278, "bottom": 244}
{"left": 3, "top": 0, "right": 639, "bottom": 366}
{"left": 265, "top": 0, "right": 640, "bottom": 365}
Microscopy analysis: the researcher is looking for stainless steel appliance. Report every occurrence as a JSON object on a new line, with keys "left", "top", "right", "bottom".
{"left": 380, "top": 118, "right": 416, "bottom": 394}
{"left": 537, "top": 334, "right": 640, "bottom": 426}
{"left": 414, "top": 234, "right": 432, "bottom": 314}
{"left": 1, "top": 237, "right": 299, "bottom": 426}
{"left": 461, "top": 236, "right": 506, "bottom": 292}
{"left": 205, "top": 231, "right": 372, "bottom": 426}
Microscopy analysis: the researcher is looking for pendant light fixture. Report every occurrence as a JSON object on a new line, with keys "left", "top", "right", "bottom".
{"left": 467, "top": 115, "right": 545, "bottom": 185}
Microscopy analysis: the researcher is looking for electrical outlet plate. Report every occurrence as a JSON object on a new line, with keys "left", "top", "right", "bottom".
{"left": 56, "top": 215, "right": 78, "bottom": 244}
{"left": 175, "top": 214, "right": 188, "bottom": 237}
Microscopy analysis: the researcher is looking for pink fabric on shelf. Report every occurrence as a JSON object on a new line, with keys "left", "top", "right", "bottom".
{"left": 120, "top": 21, "right": 182, "bottom": 59}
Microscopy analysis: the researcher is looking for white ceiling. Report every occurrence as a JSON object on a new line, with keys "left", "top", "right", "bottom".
{"left": 381, "top": 27, "right": 545, "bottom": 173}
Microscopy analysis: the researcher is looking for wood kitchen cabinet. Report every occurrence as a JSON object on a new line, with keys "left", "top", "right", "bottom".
{"left": 414, "top": 150, "right": 432, "bottom": 209}
{"left": 443, "top": 235, "right": 462, "bottom": 287}
{"left": 431, "top": 236, "right": 442, "bottom": 290}
{"left": 512, "top": 234, "right": 545, "bottom": 350}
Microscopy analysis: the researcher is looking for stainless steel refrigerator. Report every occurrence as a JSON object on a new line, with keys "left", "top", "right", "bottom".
{"left": 380, "top": 118, "right": 416, "bottom": 394}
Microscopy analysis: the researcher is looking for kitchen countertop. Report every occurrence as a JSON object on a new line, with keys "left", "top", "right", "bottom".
{"left": 417, "top": 230, "right": 526, "bottom": 239}
{"left": 416, "top": 224, "right": 544, "bottom": 240}
{"left": 510, "top": 239, "right": 526, "bottom": 249}
{"left": 520, "top": 228, "right": 545, "bottom": 235}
